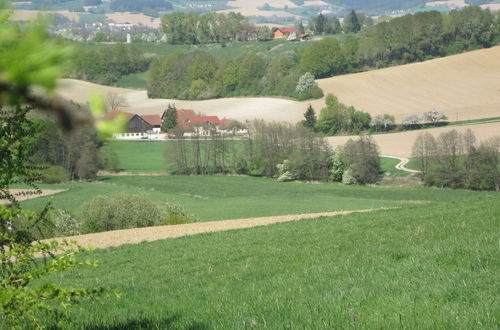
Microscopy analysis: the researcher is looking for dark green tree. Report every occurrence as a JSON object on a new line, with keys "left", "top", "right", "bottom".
{"left": 162, "top": 104, "right": 177, "bottom": 131}
{"left": 343, "top": 10, "right": 361, "bottom": 33}
{"left": 302, "top": 104, "right": 317, "bottom": 130}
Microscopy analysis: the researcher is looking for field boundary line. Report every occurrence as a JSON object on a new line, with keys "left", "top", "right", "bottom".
{"left": 46, "top": 209, "right": 388, "bottom": 250}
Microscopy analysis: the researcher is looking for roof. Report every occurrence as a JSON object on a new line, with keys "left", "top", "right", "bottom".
{"left": 276, "top": 27, "right": 295, "bottom": 34}
{"left": 141, "top": 114, "right": 162, "bottom": 126}
{"left": 176, "top": 109, "right": 197, "bottom": 121}
{"left": 103, "top": 110, "right": 135, "bottom": 121}
{"left": 189, "top": 116, "right": 220, "bottom": 125}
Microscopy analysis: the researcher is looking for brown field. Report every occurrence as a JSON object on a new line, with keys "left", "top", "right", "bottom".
{"left": 11, "top": 9, "right": 80, "bottom": 21}
{"left": 105, "top": 12, "right": 160, "bottom": 29}
{"left": 316, "top": 46, "right": 500, "bottom": 122}
{"left": 0, "top": 189, "right": 66, "bottom": 205}
{"left": 218, "top": 0, "right": 299, "bottom": 17}
{"left": 57, "top": 79, "right": 308, "bottom": 123}
{"left": 327, "top": 121, "right": 500, "bottom": 157}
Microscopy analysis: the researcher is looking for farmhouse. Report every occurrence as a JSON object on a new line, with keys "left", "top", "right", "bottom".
{"left": 274, "top": 27, "right": 295, "bottom": 39}
{"left": 105, "top": 110, "right": 162, "bottom": 140}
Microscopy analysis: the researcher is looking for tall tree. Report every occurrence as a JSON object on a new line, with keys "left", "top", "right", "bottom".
{"left": 343, "top": 10, "right": 361, "bottom": 33}
{"left": 303, "top": 104, "right": 317, "bottom": 130}
{"left": 162, "top": 104, "right": 177, "bottom": 131}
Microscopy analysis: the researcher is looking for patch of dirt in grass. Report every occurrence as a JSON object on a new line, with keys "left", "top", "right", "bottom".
{"left": 48, "top": 209, "right": 381, "bottom": 250}
{"left": 0, "top": 189, "right": 66, "bottom": 205}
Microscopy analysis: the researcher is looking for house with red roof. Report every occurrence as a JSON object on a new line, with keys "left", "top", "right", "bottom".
{"left": 274, "top": 27, "right": 295, "bottom": 39}
{"left": 105, "top": 110, "right": 162, "bottom": 140}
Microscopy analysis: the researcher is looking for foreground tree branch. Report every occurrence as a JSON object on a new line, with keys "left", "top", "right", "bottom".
{"left": 0, "top": 80, "right": 93, "bottom": 132}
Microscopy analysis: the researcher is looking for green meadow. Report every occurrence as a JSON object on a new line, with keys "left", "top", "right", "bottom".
{"left": 21, "top": 175, "right": 491, "bottom": 221}
{"left": 37, "top": 195, "right": 500, "bottom": 328}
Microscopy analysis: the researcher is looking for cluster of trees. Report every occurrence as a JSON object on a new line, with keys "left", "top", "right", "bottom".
{"left": 298, "top": 7, "right": 500, "bottom": 80}
{"left": 357, "top": 7, "right": 499, "bottom": 68}
{"left": 29, "top": 115, "right": 120, "bottom": 182}
{"left": 302, "top": 94, "right": 371, "bottom": 135}
{"left": 412, "top": 130, "right": 500, "bottom": 190}
{"left": 307, "top": 10, "right": 372, "bottom": 35}
{"left": 160, "top": 12, "right": 257, "bottom": 44}
{"left": 166, "top": 120, "right": 382, "bottom": 184}
{"left": 148, "top": 51, "right": 323, "bottom": 100}
{"left": 73, "top": 44, "right": 149, "bottom": 85}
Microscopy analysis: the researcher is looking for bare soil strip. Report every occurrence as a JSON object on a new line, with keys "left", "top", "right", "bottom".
{"left": 49, "top": 209, "right": 380, "bottom": 250}
{"left": 381, "top": 155, "right": 421, "bottom": 174}
{"left": 0, "top": 189, "right": 66, "bottom": 205}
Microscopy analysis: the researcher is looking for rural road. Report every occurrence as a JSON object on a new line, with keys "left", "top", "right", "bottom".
{"left": 48, "top": 209, "right": 381, "bottom": 250}
{"left": 381, "top": 155, "right": 421, "bottom": 174}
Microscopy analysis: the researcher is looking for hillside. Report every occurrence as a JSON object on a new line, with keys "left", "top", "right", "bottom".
{"left": 327, "top": 121, "right": 500, "bottom": 157}
{"left": 58, "top": 45, "right": 500, "bottom": 127}
{"left": 315, "top": 46, "right": 500, "bottom": 123}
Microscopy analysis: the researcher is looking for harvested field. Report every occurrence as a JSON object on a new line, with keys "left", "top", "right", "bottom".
{"left": 48, "top": 209, "right": 376, "bottom": 250}
{"left": 327, "top": 121, "right": 500, "bottom": 158}
{"left": 57, "top": 79, "right": 308, "bottom": 123}
{"left": 219, "top": 0, "right": 298, "bottom": 17}
{"left": 316, "top": 46, "right": 500, "bottom": 122}
{"left": 105, "top": 12, "right": 160, "bottom": 29}
{"left": 0, "top": 189, "right": 66, "bottom": 205}
{"left": 11, "top": 9, "right": 80, "bottom": 21}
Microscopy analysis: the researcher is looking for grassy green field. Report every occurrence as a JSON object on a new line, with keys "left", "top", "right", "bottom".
{"left": 114, "top": 71, "right": 148, "bottom": 89}
{"left": 107, "top": 140, "right": 173, "bottom": 173}
{"left": 21, "top": 175, "right": 491, "bottom": 221}
{"left": 108, "top": 140, "right": 412, "bottom": 175}
{"left": 35, "top": 195, "right": 500, "bottom": 328}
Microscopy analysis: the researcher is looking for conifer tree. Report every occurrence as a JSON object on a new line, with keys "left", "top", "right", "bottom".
{"left": 343, "top": 10, "right": 361, "bottom": 33}
{"left": 303, "top": 104, "right": 317, "bottom": 130}
{"left": 162, "top": 104, "right": 177, "bottom": 131}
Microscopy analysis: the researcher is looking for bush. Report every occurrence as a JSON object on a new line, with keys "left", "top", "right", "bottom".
{"left": 342, "top": 168, "right": 357, "bottom": 185}
{"left": 50, "top": 209, "right": 82, "bottom": 237}
{"left": 80, "top": 194, "right": 165, "bottom": 233}
{"left": 160, "top": 203, "right": 194, "bottom": 225}
{"left": 41, "top": 165, "right": 70, "bottom": 183}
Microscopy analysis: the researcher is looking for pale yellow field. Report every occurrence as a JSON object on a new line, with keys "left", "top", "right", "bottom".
{"left": 106, "top": 12, "right": 160, "bottom": 28}
{"left": 11, "top": 9, "right": 80, "bottom": 21}
{"left": 218, "top": 0, "right": 299, "bottom": 17}
{"left": 327, "top": 121, "right": 500, "bottom": 158}
{"left": 316, "top": 46, "right": 500, "bottom": 122}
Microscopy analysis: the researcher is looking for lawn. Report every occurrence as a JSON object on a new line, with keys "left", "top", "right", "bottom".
{"left": 380, "top": 156, "right": 410, "bottom": 176}
{"left": 106, "top": 140, "right": 173, "bottom": 173}
{"left": 21, "top": 175, "right": 491, "bottom": 221}
{"left": 36, "top": 195, "right": 500, "bottom": 328}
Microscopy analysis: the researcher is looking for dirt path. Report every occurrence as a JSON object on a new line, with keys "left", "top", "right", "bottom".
{"left": 0, "top": 189, "right": 66, "bottom": 205}
{"left": 381, "top": 155, "right": 421, "bottom": 174}
{"left": 49, "top": 209, "right": 380, "bottom": 250}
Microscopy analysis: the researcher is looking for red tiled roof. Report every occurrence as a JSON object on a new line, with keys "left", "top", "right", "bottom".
{"left": 103, "top": 110, "right": 135, "bottom": 121}
{"left": 219, "top": 118, "right": 233, "bottom": 129}
{"left": 176, "top": 109, "right": 196, "bottom": 121}
{"left": 141, "top": 114, "right": 162, "bottom": 126}
{"left": 189, "top": 116, "right": 220, "bottom": 125}
{"left": 277, "top": 27, "right": 295, "bottom": 34}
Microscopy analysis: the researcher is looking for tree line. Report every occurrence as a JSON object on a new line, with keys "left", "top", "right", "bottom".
{"left": 160, "top": 12, "right": 257, "bottom": 45}
{"left": 412, "top": 129, "right": 500, "bottom": 191}
{"left": 165, "top": 120, "right": 381, "bottom": 184}
{"left": 148, "top": 51, "right": 323, "bottom": 100}
{"left": 73, "top": 44, "right": 149, "bottom": 85}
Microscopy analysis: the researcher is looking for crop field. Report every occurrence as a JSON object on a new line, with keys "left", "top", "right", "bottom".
{"left": 33, "top": 195, "right": 500, "bottom": 328}
{"left": 327, "top": 121, "right": 500, "bottom": 158}
{"left": 315, "top": 46, "right": 500, "bottom": 122}
{"left": 20, "top": 175, "right": 491, "bottom": 221}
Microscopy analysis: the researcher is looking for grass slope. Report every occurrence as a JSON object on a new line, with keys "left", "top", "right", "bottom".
{"left": 20, "top": 176, "right": 490, "bottom": 221}
{"left": 40, "top": 195, "right": 500, "bottom": 328}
